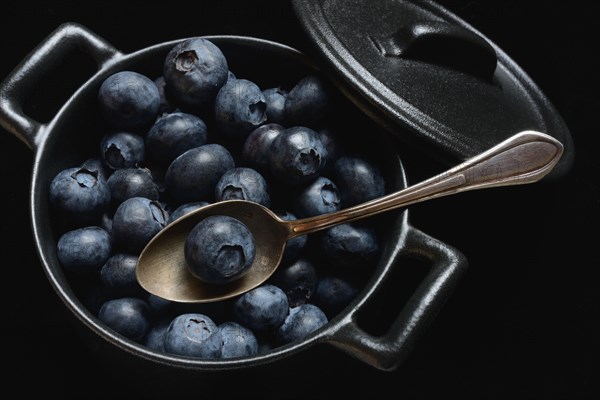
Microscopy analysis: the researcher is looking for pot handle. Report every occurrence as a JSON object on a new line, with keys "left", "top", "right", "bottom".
{"left": 326, "top": 222, "right": 468, "bottom": 371}
{"left": 0, "top": 22, "right": 121, "bottom": 150}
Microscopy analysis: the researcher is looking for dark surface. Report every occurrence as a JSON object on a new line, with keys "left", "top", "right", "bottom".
{"left": 0, "top": 1, "right": 597, "bottom": 399}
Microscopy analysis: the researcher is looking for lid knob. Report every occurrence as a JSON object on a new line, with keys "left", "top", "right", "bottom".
{"left": 372, "top": 21, "right": 497, "bottom": 82}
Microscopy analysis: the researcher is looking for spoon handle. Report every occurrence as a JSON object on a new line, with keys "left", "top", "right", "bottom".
{"left": 288, "top": 130, "right": 563, "bottom": 237}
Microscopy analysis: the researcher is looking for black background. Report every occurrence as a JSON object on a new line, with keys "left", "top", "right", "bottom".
{"left": 0, "top": 1, "right": 598, "bottom": 399}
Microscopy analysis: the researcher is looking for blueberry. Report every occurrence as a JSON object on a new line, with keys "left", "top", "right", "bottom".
{"left": 80, "top": 157, "right": 110, "bottom": 182}
{"left": 98, "top": 71, "right": 161, "bottom": 130}
{"left": 165, "top": 143, "right": 235, "bottom": 204}
{"left": 270, "top": 258, "right": 318, "bottom": 307}
{"left": 214, "top": 78, "right": 267, "bottom": 139}
{"left": 333, "top": 155, "right": 385, "bottom": 207}
{"left": 100, "top": 212, "right": 113, "bottom": 235}
{"left": 164, "top": 313, "right": 222, "bottom": 358}
{"left": 262, "top": 87, "right": 288, "bottom": 125}
{"left": 233, "top": 284, "right": 289, "bottom": 332}
{"left": 57, "top": 226, "right": 112, "bottom": 274}
{"left": 146, "top": 111, "right": 208, "bottom": 164}
{"left": 184, "top": 215, "right": 256, "bottom": 284}
{"left": 317, "top": 127, "right": 345, "bottom": 174}
{"left": 98, "top": 297, "right": 151, "bottom": 341}
{"left": 153, "top": 76, "right": 176, "bottom": 114}
{"left": 107, "top": 167, "right": 159, "bottom": 206}
{"left": 100, "top": 131, "right": 145, "bottom": 170}
{"left": 163, "top": 37, "right": 229, "bottom": 109}
{"left": 320, "top": 223, "right": 379, "bottom": 270}
{"left": 226, "top": 70, "right": 237, "bottom": 83}
{"left": 218, "top": 321, "right": 259, "bottom": 359}
{"left": 111, "top": 197, "right": 168, "bottom": 253}
{"left": 275, "top": 210, "right": 307, "bottom": 263}
{"left": 146, "top": 293, "right": 175, "bottom": 321}
{"left": 49, "top": 167, "right": 111, "bottom": 225}
{"left": 214, "top": 167, "right": 270, "bottom": 207}
{"left": 268, "top": 126, "right": 328, "bottom": 185}
{"left": 293, "top": 176, "right": 341, "bottom": 217}
{"left": 100, "top": 253, "right": 142, "bottom": 296}
{"left": 168, "top": 201, "right": 210, "bottom": 224}
{"left": 284, "top": 74, "right": 330, "bottom": 127}
{"left": 47, "top": 37, "right": 399, "bottom": 357}
{"left": 313, "top": 274, "right": 360, "bottom": 317}
{"left": 275, "top": 303, "right": 328, "bottom": 345}
{"left": 144, "top": 162, "right": 168, "bottom": 194}
{"left": 257, "top": 338, "right": 276, "bottom": 354}
{"left": 241, "top": 123, "right": 284, "bottom": 173}
{"left": 143, "top": 319, "right": 170, "bottom": 352}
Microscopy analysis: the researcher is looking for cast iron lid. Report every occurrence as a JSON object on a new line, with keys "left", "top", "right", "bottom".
{"left": 292, "top": 0, "right": 574, "bottom": 180}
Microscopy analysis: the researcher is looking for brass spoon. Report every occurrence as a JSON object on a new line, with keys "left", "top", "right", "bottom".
{"left": 136, "top": 130, "right": 563, "bottom": 303}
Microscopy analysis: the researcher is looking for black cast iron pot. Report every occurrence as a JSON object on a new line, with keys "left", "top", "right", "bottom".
{"left": 0, "top": 22, "right": 467, "bottom": 393}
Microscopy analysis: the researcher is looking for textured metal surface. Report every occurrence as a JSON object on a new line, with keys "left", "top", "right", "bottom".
{"left": 291, "top": 0, "right": 575, "bottom": 180}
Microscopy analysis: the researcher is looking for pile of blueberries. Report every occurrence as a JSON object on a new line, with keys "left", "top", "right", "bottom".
{"left": 49, "top": 37, "right": 389, "bottom": 359}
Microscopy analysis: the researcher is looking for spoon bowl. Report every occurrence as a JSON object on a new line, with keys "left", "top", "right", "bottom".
{"left": 137, "top": 200, "right": 291, "bottom": 302}
{"left": 137, "top": 130, "right": 563, "bottom": 303}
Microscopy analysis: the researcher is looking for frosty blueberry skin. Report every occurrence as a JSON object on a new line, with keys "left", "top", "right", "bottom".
{"left": 214, "top": 167, "right": 271, "bottom": 207}
{"left": 275, "top": 303, "right": 328, "bottom": 345}
{"left": 319, "top": 223, "right": 380, "bottom": 271}
{"left": 98, "top": 297, "right": 152, "bottom": 341}
{"left": 97, "top": 70, "right": 161, "bottom": 130}
{"left": 317, "top": 127, "right": 345, "bottom": 175}
{"left": 333, "top": 154, "right": 385, "bottom": 207}
{"left": 270, "top": 258, "right": 318, "bottom": 307}
{"left": 100, "top": 131, "right": 146, "bottom": 170}
{"left": 163, "top": 37, "right": 229, "bottom": 109}
{"left": 49, "top": 167, "right": 111, "bottom": 225}
{"left": 293, "top": 176, "right": 342, "bottom": 218}
{"left": 111, "top": 197, "right": 168, "bottom": 254}
{"left": 145, "top": 111, "right": 209, "bottom": 165}
{"left": 241, "top": 123, "right": 284, "bottom": 174}
{"left": 107, "top": 167, "right": 159, "bottom": 206}
{"left": 262, "top": 87, "right": 288, "bottom": 125}
{"left": 100, "top": 253, "right": 142, "bottom": 297}
{"left": 143, "top": 319, "right": 170, "bottom": 352}
{"left": 164, "top": 313, "right": 222, "bottom": 358}
{"left": 218, "top": 321, "right": 259, "bottom": 359}
{"left": 268, "top": 126, "right": 328, "bottom": 186}
{"left": 284, "top": 74, "right": 330, "bottom": 127}
{"left": 80, "top": 157, "right": 110, "bottom": 182}
{"left": 146, "top": 293, "right": 175, "bottom": 321}
{"left": 164, "top": 143, "right": 235, "bottom": 204}
{"left": 226, "top": 70, "right": 237, "bottom": 83}
{"left": 214, "top": 78, "right": 267, "bottom": 139}
{"left": 312, "top": 274, "right": 360, "bottom": 318}
{"left": 153, "top": 76, "right": 177, "bottom": 115}
{"left": 56, "top": 226, "right": 112, "bottom": 274}
{"left": 233, "top": 284, "right": 289, "bottom": 332}
{"left": 184, "top": 215, "right": 256, "bottom": 284}
{"left": 167, "top": 201, "right": 210, "bottom": 224}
